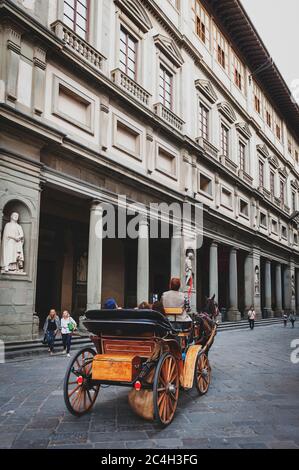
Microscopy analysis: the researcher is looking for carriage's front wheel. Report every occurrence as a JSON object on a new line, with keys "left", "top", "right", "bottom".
{"left": 64, "top": 347, "right": 100, "bottom": 416}
{"left": 153, "top": 352, "right": 179, "bottom": 426}
{"left": 195, "top": 353, "right": 211, "bottom": 396}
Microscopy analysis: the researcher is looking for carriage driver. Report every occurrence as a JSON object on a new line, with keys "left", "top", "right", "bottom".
{"left": 161, "top": 277, "right": 192, "bottom": 323}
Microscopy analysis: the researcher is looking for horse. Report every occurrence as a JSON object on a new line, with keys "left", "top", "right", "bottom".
{"left": 194, "top": 295, "right": 218, "bottom": 345}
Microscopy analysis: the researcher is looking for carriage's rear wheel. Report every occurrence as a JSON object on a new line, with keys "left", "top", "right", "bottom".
{"left": 64, "top": 347, "right": 100, "bottom": 416}
{"left": 153, "top": 352, "right": 179, "bottom": 426}
{"left": 195, "top": 353, "right": 211, "bottom": 395}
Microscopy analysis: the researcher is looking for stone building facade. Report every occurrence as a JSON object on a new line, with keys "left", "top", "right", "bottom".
{"left": 0, "top": 0, "right": 299, "bottom": 341}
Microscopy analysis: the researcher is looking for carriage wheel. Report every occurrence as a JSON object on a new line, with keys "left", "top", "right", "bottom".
{"left": 195, "top": 353, "right": 211, "bottom": 396}
{"left": 153, "top": 352, "right": 179, "bottom": 426}
{"left": 64, "top": 347, "right": 100, "bottom": 417}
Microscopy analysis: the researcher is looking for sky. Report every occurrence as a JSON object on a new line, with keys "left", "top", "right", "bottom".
{"left": 241, "top": 0, "right": 299, "bottom": 91}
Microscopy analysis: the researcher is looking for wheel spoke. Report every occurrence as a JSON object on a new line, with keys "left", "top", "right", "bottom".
{"left": 68, "top": 383, "right": 81, "bottom": 398}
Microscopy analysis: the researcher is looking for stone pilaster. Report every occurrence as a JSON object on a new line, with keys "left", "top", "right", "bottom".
{"left": 4, "top": 24, "right": 22, "bottom": 104}
{"left": 32, "top": 45, "right": 47, "bottom": 116}
{"left": 100, "top": 99, "right": 110, "bottom": 151}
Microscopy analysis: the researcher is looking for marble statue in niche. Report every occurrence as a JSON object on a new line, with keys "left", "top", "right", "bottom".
{"left": 0, "top": 212, "right": 25, "bottom": 274}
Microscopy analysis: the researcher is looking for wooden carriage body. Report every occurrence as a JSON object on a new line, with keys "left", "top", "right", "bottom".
{"left": 63, "top": 308, "right": 217, "bottom": 425}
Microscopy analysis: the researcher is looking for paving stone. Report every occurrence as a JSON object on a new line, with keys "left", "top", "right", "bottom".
{"left": 0, "top": 325, "right": 298, "bottom": 449}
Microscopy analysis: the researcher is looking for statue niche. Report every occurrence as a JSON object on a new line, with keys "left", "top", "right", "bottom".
{"left": 0, "top": 212, "right": 25, "bottom": 274}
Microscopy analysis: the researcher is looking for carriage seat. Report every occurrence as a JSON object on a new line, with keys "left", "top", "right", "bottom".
{"left": 164, "top": 307, "right": 192, "bottom": 333}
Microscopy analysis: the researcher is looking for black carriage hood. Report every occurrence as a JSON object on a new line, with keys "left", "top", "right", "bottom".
{"left": 83, "top": 309, "right": 175, "bottom": 337}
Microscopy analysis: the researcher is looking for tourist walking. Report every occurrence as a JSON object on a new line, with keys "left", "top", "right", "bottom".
{"left": 248, "top": 306, "right": 256, "bottom": 330}
{"left": 283, "top": 313, "right": 288, "bottom": 327}
{"left": 289, "top": 312, "right": 296, "bottom": 328}
{"left": 61, "top": 310, "right": 77, "bottom": 357}
{"left": 43, "top": 309, "right": 60, "bottom": 355}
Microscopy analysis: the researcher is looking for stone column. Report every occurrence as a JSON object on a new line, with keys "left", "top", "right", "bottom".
{"left": 171, "top": 225, "right": 182, "bottom": 279}
{"left": 283, "top": 265, "right": 292, "bottom": 314}
{"left": 275, "top": 263, "right": 283, "bottom": 317}
{"left": 209, "top": 242, "right": 218, "bottom": 303}
{"left": 290, "top": 261, "right": 296, "bottom": 312}
{"left": 87, "top": 201, "right": 103, "bottom": 310}
{"left": 296, "top": 269, "right": 299, "bottom": 314}
{"left": 137, "top": 217, "right": 149, "bottom": 305}
{"left": 227, "top": 248, "right": 241, "bottom": 321}
{"left": 264, "top": 260, "right": 273, "bottom": 318}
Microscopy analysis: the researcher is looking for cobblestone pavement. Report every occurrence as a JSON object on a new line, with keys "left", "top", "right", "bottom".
{"left": 0, "top": 323, "right": 299, "bottom": 449}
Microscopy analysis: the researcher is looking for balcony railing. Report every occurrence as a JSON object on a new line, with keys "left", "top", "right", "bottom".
{"left": 51, "top": 21, "right": 105, "bottom": 71}
{"left": 153, "top": 103, "right": 184, "bottom": 132}
{"left": 196, "top": 137, "right": 218, "bottom": 160}
{"left": 111, "top": 69, "right": 151, "bottom": 106}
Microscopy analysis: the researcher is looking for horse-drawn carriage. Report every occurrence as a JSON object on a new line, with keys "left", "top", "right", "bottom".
{"left": 63, "top": 305, "right": 217, "bottom": 426}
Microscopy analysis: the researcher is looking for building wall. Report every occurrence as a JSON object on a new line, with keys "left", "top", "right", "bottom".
{"left": 0, "top": 0, "right": 299, "bottom": 339}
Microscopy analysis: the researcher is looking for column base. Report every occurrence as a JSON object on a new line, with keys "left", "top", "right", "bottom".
{"left": 274, "top": 308, "right": 283, "bottom": 318}
{"left": 227, "top": 309, "right": 241, "bottom": 322}
{"left": 263, "top": 308, "right": 274, "bottom": 319}
{"left": 254, "top": 309, "right": 262, "bottom": 320}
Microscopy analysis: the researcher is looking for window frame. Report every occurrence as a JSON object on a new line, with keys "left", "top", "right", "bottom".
{"left": 220, "top": 122, "right": 229, "bottom": 158}
{"left": 119, "top": 25, "right": 138, "bottom": 81}
{"left": 258, "top": 160, "right": 265, "bottom": 188}
{"left": 198, "top": 101, "right": 209, "bottom": 140}
{"left": 194, "top": 0, "right": 210, "bottom": 48}
{"left": 213, "top": 23, "right": 229, "bottom": 74}
{"left": 63, "top": 0, "right": 90, "bottom": 41}
{"left": 159, "top": 63, "right": 174, "bottom": 111}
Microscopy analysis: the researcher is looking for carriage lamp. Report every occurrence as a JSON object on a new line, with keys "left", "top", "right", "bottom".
{"left": 134, "top": 381, "right": 142, "bottom": 391}
{"left": 76, "top": 376, "right": 84, "bottom": 385}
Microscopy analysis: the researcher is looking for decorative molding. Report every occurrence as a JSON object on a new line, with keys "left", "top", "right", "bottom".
{"left": 153, "top": 34, "right": 184, "bottom": 68}
{"left": 257, "top": 143, "right": 269, "bottom": 159}
{"left": 236, "top": 122, "right": 252, "bottom": 140}
{"left": 278, "top": 166, "right": 288, "bottom": 178}
{"left": 195, "top": 79, "right": 217, "bottom": 104}
{"left": 217, "top": 101, "right": 236, "bottom": 124}
{"left": 114, "top": 0, "right": 152, "bottom": 33}
{"left": 33, "top": 46, "right": 47, "bottom": 70}
{"left": 291, "top": 179, "right": 299, "bottom": 190}
{"left": 268, "top": 154, "right": 279, "bottom": 169}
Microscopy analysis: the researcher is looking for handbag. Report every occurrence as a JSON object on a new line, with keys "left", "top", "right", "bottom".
{"left": 68, "top": 321, "right": 75, "bottom": 333}
{"left": 42, "top": 333, "right": 48, "bottom": 345}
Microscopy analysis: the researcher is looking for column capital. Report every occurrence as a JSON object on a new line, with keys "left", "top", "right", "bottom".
{"left": 90, "top": 199, "right": 103, "bottom": 209}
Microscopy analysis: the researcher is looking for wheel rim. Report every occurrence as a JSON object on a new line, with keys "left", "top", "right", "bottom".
{"left": 154, "top": 353, "right": 179, "bottom": 425}
{"left": 64, "top": 348, "right": 100, "bottom": 416}
{"left": 196, "top": 354, "right": 211, "bottom": 395}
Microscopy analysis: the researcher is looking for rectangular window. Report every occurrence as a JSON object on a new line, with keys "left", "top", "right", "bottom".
{"left": 199, "top": 102, "right": 209, "bottom": 140}
{"left": 253, "top": 82, "right": 262, "bottom": 115}
{"left": 240, "top": 199, "right": 249, "bottom": 217}
{"left": 259, "top": 160, "right": 264, "bottom": 188}
{"left": 232, "top": 53, "right": 244, "bottom": 92}
{"left": 194, "top": 1, "right": 210, "bottom": 47}
{"left": 200, "top": 174, "right": 213, "bottom": 196}
{"left": 64, "top": 0, "right": 89, "bottom": 40}
{"left": 287, "top": 134, "right": 293, "bottom": 155}
{"left": 213, "top": 25, "right": 229, "bottom": 72}
{"left": 274, "top": 113, "right": 282, "bottom": 141}
{"left": 239, "top": 141, "right": 246, "bottom": 172}
{"left": 120, "top": 27, "right": 137, "bottom": 80}
{"left": 220, "top": 124, "right": 229, "bottom": 157}
{"left": 265, "top": 99, "right": 272, "bottom": 128}
{"left": 270, "top": 171, "right": 275, "bottom": 196}
{"left": 159, "top": 65, "right": 173, "bottom": 110}
{"left": 260, "top": 212, "right": 267, "bottom": 227}
{"left": 280, "top": 179, "right": 285, "bottom": 205}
